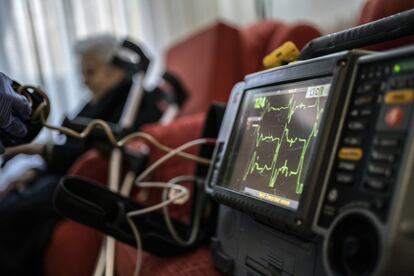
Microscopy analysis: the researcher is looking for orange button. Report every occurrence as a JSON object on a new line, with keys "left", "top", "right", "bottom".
{"left": 338, "top": 147, "right": 363, "bottom": 161}
{"left": 384, "top": 89, "right": 414, "bottom": 104}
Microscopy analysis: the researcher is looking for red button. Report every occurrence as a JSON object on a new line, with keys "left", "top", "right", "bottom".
{"left": 385, "top": 107, "right": 404, "bottom": 127}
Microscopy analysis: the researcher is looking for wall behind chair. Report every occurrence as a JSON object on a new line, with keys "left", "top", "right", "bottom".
{"left": 258, "top": 0, "right": 365, "bottom": 33}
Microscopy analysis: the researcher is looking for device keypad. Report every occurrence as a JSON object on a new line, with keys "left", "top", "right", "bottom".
{"left": 347, "top": 120, "right": 368, "bottom": 131}
{"left": 364, "top": 178, "right": 388, "bottom": 191}
{"left": 356, "top": 80, "right": 380, "bottom": 94}
{"left": 343, "top": 136, "right": 363, "bottom": 146}
{"left": 367, "top": 163, "right": 393, "bottom": 177}
{"left": 318, "top": 61, "right": 414, "bottom": 229}
{"left": 373, "top": 137, "right": 400, "bottom": 147}
{"left": 354, "top": 95, "right": 375, "bottom": 106}
{"left": 371, "top": 149, "right": 396, "bottom": 162}
{"left": 335, "top": 173, "right": 354, "bottom": 185}
{"left": 337, "top": 161, "right": 357, "bottom": 171}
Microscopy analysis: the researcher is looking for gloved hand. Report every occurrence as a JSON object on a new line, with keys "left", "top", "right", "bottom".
{"left": 0, "top": 72, "right": 31, "bottom": 153}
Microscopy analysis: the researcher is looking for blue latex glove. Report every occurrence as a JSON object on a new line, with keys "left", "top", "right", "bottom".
{"left": 0, "top": 72, "right": 31, "bottom": 153}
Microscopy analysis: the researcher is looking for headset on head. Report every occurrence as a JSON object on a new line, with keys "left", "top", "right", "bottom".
{"left": 111, "top": 39, "right": 150, "bottom": 75}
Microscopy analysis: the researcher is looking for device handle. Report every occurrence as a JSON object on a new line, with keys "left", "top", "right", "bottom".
{"left": 299, "top": 8, "right": 414, "bottom": 60}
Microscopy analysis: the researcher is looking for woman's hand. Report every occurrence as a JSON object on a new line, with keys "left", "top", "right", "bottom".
{"left": 3, "top": 143, "right": 45, "bottom": 160}
{"left": 9, "top": 169, "right": 38, "bottom": 190}
{"left": 0, "top": 169, "right": 38, "bottom": 197}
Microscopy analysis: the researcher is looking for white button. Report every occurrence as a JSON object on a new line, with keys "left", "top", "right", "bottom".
{"left": 328, "top": 189, "right": 338, "bottom": 202}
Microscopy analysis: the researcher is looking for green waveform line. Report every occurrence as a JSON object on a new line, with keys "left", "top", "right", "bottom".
{"left": 258, "top": 93, "right": 324, "bottom": 123}
{"left": 244, "top": 94, "right": 324, "bottom": 194}
{"left": 254, "top": 96, "right": 267, "bottom": 109}
{"left": 253, "top": 124, "right": 300, "bottom": 148}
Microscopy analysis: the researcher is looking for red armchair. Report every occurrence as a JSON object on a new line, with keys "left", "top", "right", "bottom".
{"left": 167, "top": 22, "right": 243, "bottom": 115}
{"left": 240, "top": 21, "right": 321, "bottom": 74}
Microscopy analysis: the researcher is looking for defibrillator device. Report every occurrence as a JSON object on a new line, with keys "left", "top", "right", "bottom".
{"left": 207, "top": 9, "right": 414, "bottom": 276}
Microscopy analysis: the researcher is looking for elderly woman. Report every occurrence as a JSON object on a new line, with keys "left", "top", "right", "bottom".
{"left": 4, "top": 35, "right": 163, "bottom": 174}
{"left": 0, "top": 35, "right": 167, "bottom": 276}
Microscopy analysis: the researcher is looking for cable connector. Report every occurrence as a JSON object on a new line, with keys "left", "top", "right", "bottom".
{"left": 263, "top": 41, "right": 300, "bottom": 69}
{"left": 168, "top": 186, "right": 189, "bottom": 205}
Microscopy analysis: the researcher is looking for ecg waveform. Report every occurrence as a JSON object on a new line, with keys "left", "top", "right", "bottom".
{"left": 242, "top": 92, "right": 325, "bottom": 195}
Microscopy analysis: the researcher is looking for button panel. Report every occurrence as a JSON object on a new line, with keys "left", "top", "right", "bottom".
{"left": 364, "top": 178, "right": 388, "bottom": 191}
{"left": 371, "top": 150, "right": 396, "bottom": 163}
{"left": 338, "top": 147, "right": 363, "bottom": 161}
{"left": 343, "top": 136, "right": 363, "bottom": 146}
{"left": 335, "top": 173, "right": 354, "bottom": 185}
{"left": 367, "top": 163, "right": 392, "bottom": 177}
{"left": 337, "top": 161, "right": 357, "bottom": 172}
{"left": 384, "top": 89, "right": 414, "bottom": 104}
{"left": 348, "top": 120, "right": 368, "bottom": 131}
{"left": 318, "top": 59, "right": 414, "bottom": 229}
{"left": 373, "top": 137, "right": 400, "bottom": 147}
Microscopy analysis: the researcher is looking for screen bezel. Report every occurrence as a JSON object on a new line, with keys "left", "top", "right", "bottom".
{"left": 209, "top": 52, "right": 358, "bottom": 234}
{"left": 220, "top": 77, "right": 332, "bottom": 212}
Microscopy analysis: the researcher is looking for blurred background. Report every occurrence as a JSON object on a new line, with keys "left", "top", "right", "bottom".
{"left": 0, "top": 0, "right": 365, "bottom": 126}
{"left": 0, "top": 0, "right": 365, "bottom": 186}
{"left": 2, "top": 2, "right": 414, "bottom": 275}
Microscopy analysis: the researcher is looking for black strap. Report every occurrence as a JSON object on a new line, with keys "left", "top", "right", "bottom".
{"left": 53, "top": 176, "right": 197, "bottom": 256}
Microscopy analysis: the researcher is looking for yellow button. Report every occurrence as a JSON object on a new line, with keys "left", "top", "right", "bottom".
{"left": 263, "top": 41, "right": 300, "bottom": 69}
{"left": 385, "top": 89, "right": 414, "bottom": 104}
{"left": 338, "top": 147, "right": 363, "bottom": 161}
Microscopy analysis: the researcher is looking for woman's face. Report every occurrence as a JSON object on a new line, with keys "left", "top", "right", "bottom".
{"left": 81, "top": 52, "right": 111, "bottom": 100}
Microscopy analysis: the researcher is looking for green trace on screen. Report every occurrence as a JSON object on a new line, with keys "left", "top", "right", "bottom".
{"left": 243, "top": 93, "right": 324, "bottom": 195}
{"left": 254, "top": 96, "right": 267, "bottom": 109}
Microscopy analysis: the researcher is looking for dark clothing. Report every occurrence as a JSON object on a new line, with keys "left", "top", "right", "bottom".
{"left": 0, "top": 173, "right": 61, "bottom": 276}
{"left": 0, "top": 78, "right": 165, "bottom": 276}
{"left": 47, "top": 78, "right": 163, "bottom": 173}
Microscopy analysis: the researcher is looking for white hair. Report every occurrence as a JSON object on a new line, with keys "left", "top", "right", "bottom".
{"left": 74, "top": 34, "right": 120, "bottom": 64}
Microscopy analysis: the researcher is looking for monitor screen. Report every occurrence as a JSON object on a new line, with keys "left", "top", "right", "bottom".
{"left": 220, "top": 77, "right": 331, "bottom": 211}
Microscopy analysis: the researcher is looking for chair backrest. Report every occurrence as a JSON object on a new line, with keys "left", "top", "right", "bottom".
{"left": 240, "top": 20, "right": 322, "bottom": 75}
{"left": 166, "top": 22, "right": 243, "bottom": 116}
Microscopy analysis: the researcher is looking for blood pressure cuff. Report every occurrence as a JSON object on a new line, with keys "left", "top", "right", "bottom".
{"left": 53, "top": 176, "right": 196, "bottom": 257}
